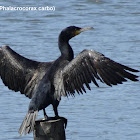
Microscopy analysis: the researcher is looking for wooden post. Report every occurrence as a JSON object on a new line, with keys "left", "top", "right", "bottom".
{"left": 33, "top": 117, "right": 67, "bottom": 140}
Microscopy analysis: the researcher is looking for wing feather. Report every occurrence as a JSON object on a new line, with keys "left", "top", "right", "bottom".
{"left": 57, "top": 49, "right": 139, "bottom": 98}
{"left": 0, "top": 45, "right": 53, "bottom": 98}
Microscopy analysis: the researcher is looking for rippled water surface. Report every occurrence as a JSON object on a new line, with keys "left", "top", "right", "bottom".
{"left": 0, "top": 0, "right": 140, "bottom": 140}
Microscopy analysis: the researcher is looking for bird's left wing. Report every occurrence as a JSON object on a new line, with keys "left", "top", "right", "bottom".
{"left": 54, "top": 49, "right": 139, "bottom": 100}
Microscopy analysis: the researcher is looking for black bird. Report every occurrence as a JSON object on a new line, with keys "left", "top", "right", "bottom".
{"left": 0, "top": 26, "right": 139, "bottom": 135}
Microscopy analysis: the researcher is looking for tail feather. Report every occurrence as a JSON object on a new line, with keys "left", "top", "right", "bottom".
{"left": 19, "top": 111, "right": 38, "bottom": 136}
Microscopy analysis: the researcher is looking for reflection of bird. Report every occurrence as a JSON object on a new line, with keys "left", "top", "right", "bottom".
{"left": 0, "top": 26, "right": 139, "bottom": 135}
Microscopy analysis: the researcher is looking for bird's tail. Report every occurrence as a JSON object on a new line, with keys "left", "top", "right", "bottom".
{"left": 18, "top": 111, "right": 38, "bottom": 136}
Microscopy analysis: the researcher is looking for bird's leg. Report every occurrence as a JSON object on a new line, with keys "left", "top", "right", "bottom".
{"left": 43, "top": 108, "right": 48, "bottom": 120}
{"left": 52, "top": 100, "right": 60, "bottom": 118}
{"left": 53, "top": 106, "right": 59, "bottom": 118}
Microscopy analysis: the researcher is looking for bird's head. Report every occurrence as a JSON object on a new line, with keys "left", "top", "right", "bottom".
{"left": 59, "top": 26, "right": 93, "bottom": 42}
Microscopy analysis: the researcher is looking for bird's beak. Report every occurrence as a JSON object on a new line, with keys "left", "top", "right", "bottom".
{"left": 79, "top": 27, "right": 94, "bottom": 32}
{"left": 75, "top": 27, "right": 94, "bottom": 35}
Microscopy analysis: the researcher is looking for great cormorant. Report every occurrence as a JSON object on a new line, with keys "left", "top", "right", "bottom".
{"left": 0, "top": 26, "right": 139, "bottom": 135}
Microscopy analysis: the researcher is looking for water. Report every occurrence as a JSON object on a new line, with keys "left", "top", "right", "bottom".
{"left": 0, "top": 0, "right": 140, "bottom": 140}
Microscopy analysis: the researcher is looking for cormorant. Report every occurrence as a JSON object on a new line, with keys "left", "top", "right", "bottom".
{"left": 0, "top": 26, "right": 139, "bottom": 135}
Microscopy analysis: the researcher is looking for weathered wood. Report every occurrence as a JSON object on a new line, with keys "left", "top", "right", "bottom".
{"left": 33, "top": 117, "right": 67, "bottom": 140}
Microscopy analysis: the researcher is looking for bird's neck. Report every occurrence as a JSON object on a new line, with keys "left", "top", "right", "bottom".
{"left": 58, "top": 38, "right": 74, "bottom": 61}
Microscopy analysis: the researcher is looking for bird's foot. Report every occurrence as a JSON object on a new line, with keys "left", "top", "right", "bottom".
{"left": 54, "top": 115, "right": 60, "bottom": 119}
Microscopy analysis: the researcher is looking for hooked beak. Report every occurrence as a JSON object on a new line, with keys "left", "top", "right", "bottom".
{"left": 79, "top": 27, "right": 94, "bottom": 32}
{"left": 75, "top": 27, "right": 94, "bottom": 35}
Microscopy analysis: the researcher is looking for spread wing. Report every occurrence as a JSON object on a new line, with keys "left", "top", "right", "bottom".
{"left": 0, "top": 45, "right": 53, "bottom": 99}
{"left": 54, "top": 49, "right": 139, "bottom": 100}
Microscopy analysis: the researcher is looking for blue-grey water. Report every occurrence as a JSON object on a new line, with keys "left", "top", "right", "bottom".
{"left": 0, "top": 0, "right": 140, "bottom": 140}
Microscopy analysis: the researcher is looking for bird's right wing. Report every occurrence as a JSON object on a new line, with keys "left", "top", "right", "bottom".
{"left": 54, "top": 49, "right": 139, "bottom": 100}
{"left": 0, "top": 45, "right": 53, "bottom": 98}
